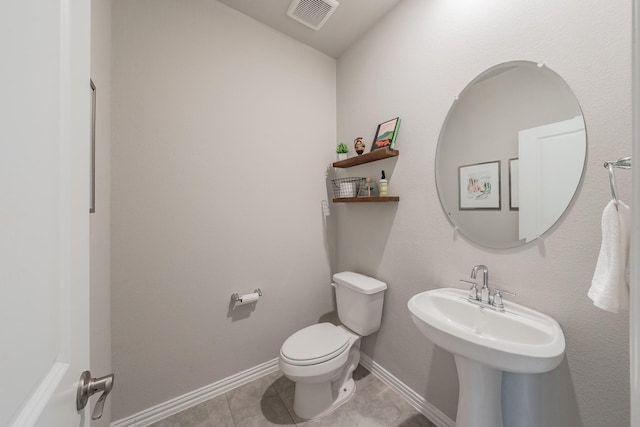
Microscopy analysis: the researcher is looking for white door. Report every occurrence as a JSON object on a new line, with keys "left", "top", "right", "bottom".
{"left": 0, "top": 1, "right": 92, "bottom": 426}
{"left": 518, "top": 116, "right": 586, "bottom": 242}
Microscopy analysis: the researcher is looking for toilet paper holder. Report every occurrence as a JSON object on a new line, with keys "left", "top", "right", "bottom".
{"left": 231, "top": 288, "right": 262, "bottom": 304}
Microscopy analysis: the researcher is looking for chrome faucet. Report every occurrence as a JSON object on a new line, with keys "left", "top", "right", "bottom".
{"left": 460, "top": 265, "right": 516, "bottom": 311}
{"left": 470, "top": 265, "right": 490, "bottom": 303}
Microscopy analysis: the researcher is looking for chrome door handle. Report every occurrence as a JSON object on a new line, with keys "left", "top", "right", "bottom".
{"left": 77, "top": 371, "right": 114, "bottom": 420}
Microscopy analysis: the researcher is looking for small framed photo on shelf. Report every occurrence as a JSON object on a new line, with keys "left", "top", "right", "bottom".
{"left": 458, "top": 160, "right": 501, "bottom": 210}
{"left": 370, "top": 117, "right": 401, "bottom": 152}
{"left": 509, "top": 158, "right": 519, "bottom": 210}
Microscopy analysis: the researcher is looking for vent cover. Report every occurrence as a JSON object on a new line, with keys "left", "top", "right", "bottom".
{"left": 287, "top": 0, "right": 339, "bottom": 31}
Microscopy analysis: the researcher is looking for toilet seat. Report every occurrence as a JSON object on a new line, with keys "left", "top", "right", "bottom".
{"left": 280, "top": 323, "right": 350, "bottom": 366}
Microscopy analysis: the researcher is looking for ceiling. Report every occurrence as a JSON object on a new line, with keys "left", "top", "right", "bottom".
{"left": 216, "top": 0, "right": 402, "bottom": 58}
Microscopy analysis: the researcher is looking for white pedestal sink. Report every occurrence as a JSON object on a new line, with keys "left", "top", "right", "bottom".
{"left": 408, "top": 288, "right": 565, "bottom": 427}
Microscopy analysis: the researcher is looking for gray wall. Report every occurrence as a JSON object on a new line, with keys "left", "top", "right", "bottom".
{"left": 111, "top": 0, "right": 337, "bottom": 419}
{"left": 90, "top": 0, "right": 112, "bottom": 424}
{"left": 336, "top": 0, "right": 631, "bottom": 426}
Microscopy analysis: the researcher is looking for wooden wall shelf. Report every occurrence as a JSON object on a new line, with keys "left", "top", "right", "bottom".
{"left": 332, "top": 148, "right": 399, "bottom": 168}
{"left": 333, "top": 196, "right": 400, "bottom": 203}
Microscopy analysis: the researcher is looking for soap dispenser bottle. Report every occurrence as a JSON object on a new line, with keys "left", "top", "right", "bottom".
{"left": 379, "top": 170, "right": 388, "bottom": 196}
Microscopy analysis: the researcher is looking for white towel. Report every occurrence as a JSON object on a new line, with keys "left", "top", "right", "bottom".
{"left": 588, "top": 200, "right": 631, "bottom": 313}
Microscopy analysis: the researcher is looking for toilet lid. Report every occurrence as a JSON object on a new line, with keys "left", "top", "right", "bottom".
{"left": 281, "top": 323, "right": 350, "bottom": 366}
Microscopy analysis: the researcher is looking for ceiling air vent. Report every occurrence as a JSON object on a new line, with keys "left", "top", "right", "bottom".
{"left": 287, "top": 0, "right": 339, "bottom": 31}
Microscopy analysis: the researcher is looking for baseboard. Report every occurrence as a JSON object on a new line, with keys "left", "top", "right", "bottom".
{"left": 111, "top": 358, "right": 279, "bottom": 427}
{"left": 359, "top": 354, "right": 456, "bottom": 427}
{"left": 112, "top": 354, "right": 455, "bottom": 427}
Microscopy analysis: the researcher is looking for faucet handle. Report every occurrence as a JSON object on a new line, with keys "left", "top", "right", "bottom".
{"left": 459, "top": 279, "right": 479, "bottom": 300}
{"left": 492, "top": 288, "right": 516, "bottom": 311}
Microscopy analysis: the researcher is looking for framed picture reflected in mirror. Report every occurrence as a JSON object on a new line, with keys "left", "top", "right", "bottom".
{"left": 458, "top": 160, "right": 501, "bottom": 210}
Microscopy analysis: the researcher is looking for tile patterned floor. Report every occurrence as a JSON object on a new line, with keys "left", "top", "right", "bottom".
{"left": 149, "top": 365, "right": 435, "bottom": 427}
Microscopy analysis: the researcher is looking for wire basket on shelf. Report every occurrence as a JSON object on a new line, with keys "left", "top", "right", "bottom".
{"left": 331, "top": 177, "right": 365, "bottom": 199}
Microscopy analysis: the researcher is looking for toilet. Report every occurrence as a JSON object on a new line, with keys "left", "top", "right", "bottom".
{"left": 278, "top": 271, "right": 387, "bottom": 420}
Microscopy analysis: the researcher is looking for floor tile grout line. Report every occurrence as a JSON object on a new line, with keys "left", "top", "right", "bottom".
{"left": 222, "top": 392, "right": 237, "bottom": 427}
{"left": 267, "top": 375, "right": 296, "bottom": 425}
{"left": 274, "top": 384, "right": 301, "bottom": 426}
{"left": 277, "top": 392, "right": 297, "bottom": 426}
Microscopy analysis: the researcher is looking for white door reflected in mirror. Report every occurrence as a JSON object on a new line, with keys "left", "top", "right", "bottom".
{"left": 518, "top": 116, "right": 586, "bottom": 242}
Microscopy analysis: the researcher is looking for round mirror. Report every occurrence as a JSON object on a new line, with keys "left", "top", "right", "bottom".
{"left": 435, "top": 61, "right": 586, "bottom": 249}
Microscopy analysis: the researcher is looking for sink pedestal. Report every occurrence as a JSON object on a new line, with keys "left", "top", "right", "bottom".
{"left": 454, "top": 356, "right": 503, "bottom": 427}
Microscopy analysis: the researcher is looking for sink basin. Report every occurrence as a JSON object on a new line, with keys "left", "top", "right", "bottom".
{"left": 408, "top": 287, "right": 566, "bottom": 427}
{"left": 408, "top": 287, "right": 565, "bottom": 373}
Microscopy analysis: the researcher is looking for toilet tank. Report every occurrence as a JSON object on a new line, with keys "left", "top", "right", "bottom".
{"left": 333, "top": 272, "right": 387, "bottom": 336}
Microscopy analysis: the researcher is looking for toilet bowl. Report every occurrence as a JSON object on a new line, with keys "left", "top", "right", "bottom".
{"left": 279, "top": 323, "right": 361, "bottom": 419}
{"left": 278, "top": 272, "right": 387, "bottom": 420}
